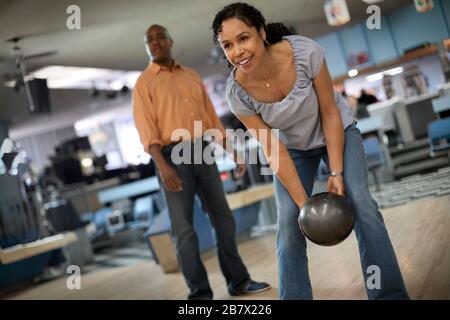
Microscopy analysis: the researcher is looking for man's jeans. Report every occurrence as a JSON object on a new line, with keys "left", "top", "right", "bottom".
{"left": 274, "top": 122, "right": 409, "bottom": 300}
{"left": 159, "top": 141, "right": 250, "bottom": 297}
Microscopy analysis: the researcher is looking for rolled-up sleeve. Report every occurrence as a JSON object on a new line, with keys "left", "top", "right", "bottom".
{"left": 132, "top": 81, "right": 163, "bottom": 153}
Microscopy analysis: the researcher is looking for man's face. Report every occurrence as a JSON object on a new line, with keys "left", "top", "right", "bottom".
{"left": 145, "top": 26, "right": 173, "bottom": 62}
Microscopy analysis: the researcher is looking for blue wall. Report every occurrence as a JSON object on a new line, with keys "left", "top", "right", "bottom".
{"left": 439, "top": 0, "right": 450, "bottom": 35}
{"left": 389, "top": 2, "right": 448, "bottom": 53}
{"left": 315, "top": 33, "right": 347, "bottom": 78}
{"left": 339, "top": 24, "right": 370, "bottom": 66}
{"left": 363, "top": 15, "right": 398, "bottom": 64}
{"left": 315, "top": 1, "right": 450, "bottom": 78}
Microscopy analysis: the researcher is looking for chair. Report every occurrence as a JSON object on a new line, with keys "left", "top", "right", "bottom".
{"left": 431, "top": 95, "right": 450, "bottom": 119}
{"left": 362, "top": 137, "right": 385, "bottom": 191}
{"left": 427, "top": 118, "right": 450, "bottom": 156}
{"left": 129, "top": 195, "right": 155, "bottom": 229}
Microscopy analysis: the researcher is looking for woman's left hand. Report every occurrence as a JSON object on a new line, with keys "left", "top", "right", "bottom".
{"left": 328, "top": 176, "right": 346, "bottom": 197}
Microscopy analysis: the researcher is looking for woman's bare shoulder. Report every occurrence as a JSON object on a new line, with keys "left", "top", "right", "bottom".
{"left": 273, "top": 39, "right": 293, "bottom": 58}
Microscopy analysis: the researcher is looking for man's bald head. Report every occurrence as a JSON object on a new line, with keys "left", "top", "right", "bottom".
{"left": 146, "top": 24, "right": 171, "bottom": 39}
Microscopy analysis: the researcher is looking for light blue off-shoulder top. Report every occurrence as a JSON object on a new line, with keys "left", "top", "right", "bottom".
{"left": 226, "top": 35, "right": 354, "bottom": 151}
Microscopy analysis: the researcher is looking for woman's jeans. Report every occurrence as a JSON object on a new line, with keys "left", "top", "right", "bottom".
{"left": 274, "top": 122, "right": 409, "bottom": 300}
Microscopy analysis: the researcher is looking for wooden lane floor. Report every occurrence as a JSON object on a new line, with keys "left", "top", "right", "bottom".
{"left": 4, "top": 195, "right": 450, "bottom": 300}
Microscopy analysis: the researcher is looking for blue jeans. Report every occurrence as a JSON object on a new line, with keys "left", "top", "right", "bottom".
{"left": 274, "top": 122, "right": 409, "bottom": 300}
{"left": 159, "top": 142, "right": 250, "bottom": 298}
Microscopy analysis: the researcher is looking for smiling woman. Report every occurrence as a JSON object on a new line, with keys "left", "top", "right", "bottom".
{"left": 212, "top": 2, "right": 409, "bottom": 301}
{"left": 212, "top": 6, "right": 293, "bottom": 76}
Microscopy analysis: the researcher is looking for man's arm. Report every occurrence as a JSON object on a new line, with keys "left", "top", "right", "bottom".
{"left": 132, "top": 81, "right": 182, "bottom": 192}
{"left": 132, "top": 82, "right": 163, "bottom": 152}
{"left": 148, "top": 144, "right": 182, "bottom": 192}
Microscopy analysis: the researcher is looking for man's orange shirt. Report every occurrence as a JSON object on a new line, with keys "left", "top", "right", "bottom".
{"left": 133, "top": 61, "right": 226, "bottom": 153}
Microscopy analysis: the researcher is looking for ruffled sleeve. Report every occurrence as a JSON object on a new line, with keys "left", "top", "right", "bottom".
{"left": 286, "top": 35, "right": 325, "bottom": 79}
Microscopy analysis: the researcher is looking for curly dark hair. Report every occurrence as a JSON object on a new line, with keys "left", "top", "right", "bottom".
{"left": 211, "top": 2, "right": 293, "bottom": 45}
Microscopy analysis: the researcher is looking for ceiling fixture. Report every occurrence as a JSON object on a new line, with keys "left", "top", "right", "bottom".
{"left": 366, "top": 66, "right": 404, "bottom": 82}
{"left": 384, "top": 67, "right": 404, "bottom": 76}
{"left": 324, "top": 0, "right": 351, "bottom": 27}
{"left": 366, "top": 72, "right": 384, "bottom": 82}
{"left": 414, "top": 0, "right": 434, "bottom": 13}
{"left": 4, "top": 65, "right": 141, "bottom": 91}
{"left": 2, "top": 36, "right": 58, "bottom": 112}
{"left": 361, "top": 0, "right": 384, "bottom": 4}
{"left": 348, "top": 69, "right": 359, "bottom": 77}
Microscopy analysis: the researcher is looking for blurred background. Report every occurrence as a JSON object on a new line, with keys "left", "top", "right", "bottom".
{"left": 0, "top": 0, "right": 449, "bottom": 299}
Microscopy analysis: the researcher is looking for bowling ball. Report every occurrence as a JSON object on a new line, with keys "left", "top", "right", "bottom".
{"left": 298, "top": 192, "right": 355, "bottom": 246}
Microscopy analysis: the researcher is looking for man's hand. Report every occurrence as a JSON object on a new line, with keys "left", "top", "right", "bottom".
{"left": 159, "top": 165, "right": 183, "bottom": 192}
{"left": 327, "top": 176, "right": 345, "bottom": 197}
{"left": 234, "top": 163, "right": 247, "bottom": 178}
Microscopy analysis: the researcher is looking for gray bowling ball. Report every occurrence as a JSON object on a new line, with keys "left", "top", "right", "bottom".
{"left": 298, "top": 192, "right": 355, "bottom": 246}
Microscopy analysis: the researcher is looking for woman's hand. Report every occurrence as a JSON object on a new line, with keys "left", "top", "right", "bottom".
{"left": 236, "top": 114, "right": 309, "bottom": 210}
{"left": 328, "top": 176, "right": 345, "bottom": 197}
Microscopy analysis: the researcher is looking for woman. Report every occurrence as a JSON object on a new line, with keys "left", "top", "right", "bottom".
{"left": 212, "top": 2, "right": 409, "bottom": 300}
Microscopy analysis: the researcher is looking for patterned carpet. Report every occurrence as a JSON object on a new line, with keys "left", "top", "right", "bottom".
{"left": 370, "top": 166, "right": 450, "bottom": 209}
{"left": 82, "top": 241, "right": 152, "bottom": 274}
{"left": 312, "top": 166, "right": 450, "bottom": 209}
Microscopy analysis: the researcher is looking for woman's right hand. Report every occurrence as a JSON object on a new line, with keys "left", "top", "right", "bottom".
{"left": 159, "top": 165, "right": 183, "bottom": 192}
{"left": 236, "top": 114, "right": 309, "bottom": 213}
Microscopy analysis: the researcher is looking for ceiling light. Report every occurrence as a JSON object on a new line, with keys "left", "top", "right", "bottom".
{"left": 361, "top": 0, "right": 384, "bottom": 4}
{"left": 81, "top": 158, "right": 93, "bottom": 168}
{"left": 366, "top": 72, "right": 384, "bottom": 82}
{"left": 110, "top": 80, "right": 124, "bottom": 91}
{"left": 385, "top": 66, "right": 404, "bottom": 76}
{"left": 348, "top": 69, "right": 359, "bottom": 77}
{"left": 366, "top": 66, "right": 404, "bottom": 82}
{"left": 22, "top": 65, "right": 141, "bottom": 90}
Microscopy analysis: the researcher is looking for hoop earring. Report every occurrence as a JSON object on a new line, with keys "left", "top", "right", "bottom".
{"left": 264, "top": 39, "right": 270, "bottom": 46}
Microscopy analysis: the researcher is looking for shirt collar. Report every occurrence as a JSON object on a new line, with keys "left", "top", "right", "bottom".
{"left": 148, "top": 60, "right": 182, "bottom": 75}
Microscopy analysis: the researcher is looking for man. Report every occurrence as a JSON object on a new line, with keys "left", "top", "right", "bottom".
{"left": 133, "top": 24, "right": 270, "bottom": 300}
{"left": 356, "top": 89, "right": 379, "bottom": 119}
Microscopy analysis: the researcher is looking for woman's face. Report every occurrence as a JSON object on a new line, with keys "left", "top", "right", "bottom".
{"left": 218, "top": 18, "right": 266, "bottom": 73}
